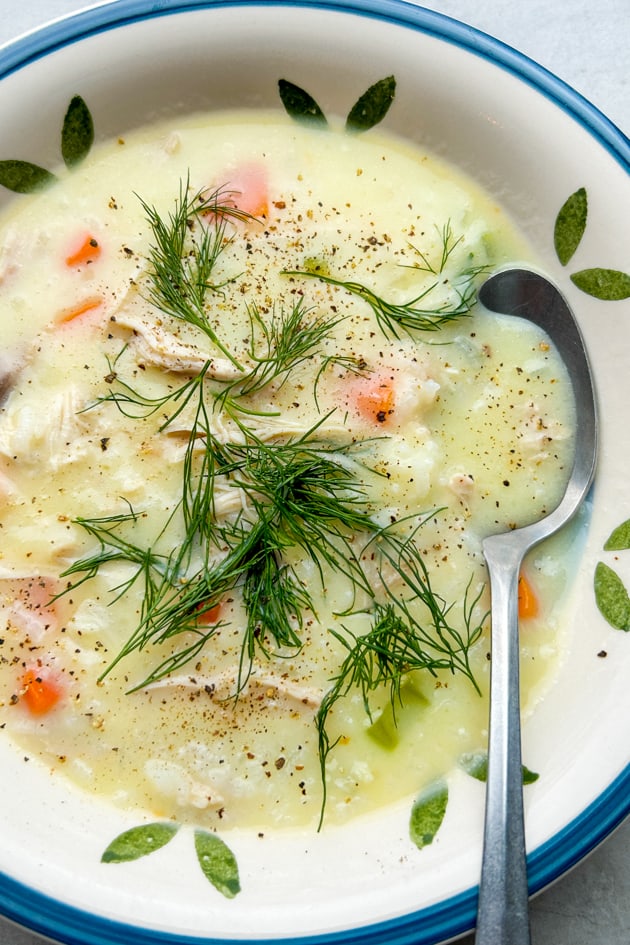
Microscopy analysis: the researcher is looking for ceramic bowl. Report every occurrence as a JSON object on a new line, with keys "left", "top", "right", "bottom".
{"left": 0, "top": 2, "right": 629, "bottom": 944}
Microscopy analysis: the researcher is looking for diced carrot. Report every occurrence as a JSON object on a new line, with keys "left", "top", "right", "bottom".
{"left": 518, "top": 573, "right": 539, "bottom": 620}
{"left": 65, "top": 234, "right": 102, "bottom": 268}
{"left": 56, "top": 295, "right": 104, "bottom": 325}
{"left": 196, "top": 601, "right": 222, "bottom": 626}
{"left": 209, "top": 163, "right": 269, "bottom": 220}
{"left": 2, "top": 576, "right": 59, "bottom": 635}
{"left": 20, "top": 667, "right": 64, "bottom": 715}
{"left": 353, "top": 375, "right": 395, "bottom": 424}
{"left": 20, "top": 575, "right": 58, "bottom": 613}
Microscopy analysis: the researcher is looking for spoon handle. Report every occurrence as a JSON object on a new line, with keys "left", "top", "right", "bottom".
{"left": 475, "top": 533, "right": 532, "bottom": 945}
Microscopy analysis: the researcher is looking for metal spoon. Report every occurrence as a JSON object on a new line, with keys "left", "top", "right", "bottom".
{"left": 474, "top": 268, "right": 598, "bottom": 945}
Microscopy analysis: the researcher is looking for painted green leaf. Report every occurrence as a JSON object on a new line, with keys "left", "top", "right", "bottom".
{"left": 554, "top": 187, "right": 587, "bottom": 266}
{"left": 345, "top": 75, "right": 396, "bottom": 132}
{"left": 409, "top": 779, "right": 448, "bottom": 850}
{"left": 594, "top": 561, "right": 630, "bottom": 630}
{"left": 0, "top": 159, "right": 56, "bottom": 194}
{"left": 522, "top": 765, "right": 539, "bottom": 785}
{"left": 194, "top": 830, "right": 240, "bottom": 898}
{"left": 101, "top": 822, "right": 179, "bottom": 863}
{"left": 459, "top": 751, "right": 539, "bottom": 784}
{"left": 278, "top": 80, "right": 327, "bottom": 127}
{"left": 570, "top": 268, "right": 630, "bottom": 300}
{"left": 604, "top": 519, "right": 630, "bottom": 551}
{"left": 61, "top": 95, "right": 94, "bottom": 168}
{"left": 459, "top": 751, "right": 488, "bottom": 781}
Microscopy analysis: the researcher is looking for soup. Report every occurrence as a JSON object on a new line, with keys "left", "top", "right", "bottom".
{"left": 0, "top": 110, "right": 575, "bottom": 830}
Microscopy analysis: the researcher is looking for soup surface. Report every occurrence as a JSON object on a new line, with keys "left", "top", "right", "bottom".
{"left": 0, "top": 111, "right": 575, "bottom": 829}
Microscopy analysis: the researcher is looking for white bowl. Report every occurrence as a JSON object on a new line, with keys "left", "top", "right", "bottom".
{"left": 0, "top": 2, "right": 629, "bottom": 944}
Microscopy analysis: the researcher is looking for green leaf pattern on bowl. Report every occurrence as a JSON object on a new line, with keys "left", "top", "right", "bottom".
{"left": 0, "top": 94, "right": 93, "bottom": 193}
{"left": 101, "top": 822, "right": 180, "bottom": 863}
{"left": 458, "top": 750, "right": 539, "bottom": 785}
{"left": 61, "top": 94, "right": 94, "bottom": 168}
{"left": 554, "top": 186, "right": 630, "bottom": 299}
{"left": 595, "top": 520, "right": 630, "bottom": 632}
{"left": 0, "top": 159, "right": 56, "bottom": 194}
{"left": 278, "top": 75, "right": 396, "bottom": 131}
{"left": 101, "top": 822, "right": 240, "bottom": 899}
{"left": 409, "top": 779, "right": 448, "bottom": 850}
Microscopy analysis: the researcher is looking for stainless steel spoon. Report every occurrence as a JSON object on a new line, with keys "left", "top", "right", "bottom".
{"left": 474, "top": 268, "right": 598, "bottom": 945}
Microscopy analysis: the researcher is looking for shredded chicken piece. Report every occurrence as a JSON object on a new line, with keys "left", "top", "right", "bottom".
{"left": 144, "top": 758, "right": 225, "bottom": 810}
{"left": 448, "top": 472, "right": 475, "bottom": 498}
{"left": 112, "top": 284, "right": 242, "bottom": 380}
{"left": 210, "top": 482, "right": 249, "bottom": 518}
{"left": 517, "top": 400, "right": 569, "bottom": 462}
{"left": 144, "top": 667, "right": 323, "bottom": 709}
{"left": 0, "top": 386, "right": 91, "bottom": 468}
{"left": 164, "top": 413, "right": 344, "bottom": 447}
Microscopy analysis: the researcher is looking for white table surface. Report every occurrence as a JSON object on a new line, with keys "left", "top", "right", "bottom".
{"left": 0, "top": 1, "right": 628, "bottom": 944}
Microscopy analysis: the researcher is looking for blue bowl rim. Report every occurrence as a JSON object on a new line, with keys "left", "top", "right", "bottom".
{"left": 0, "top": 2, "right": 628, "bottom": 944}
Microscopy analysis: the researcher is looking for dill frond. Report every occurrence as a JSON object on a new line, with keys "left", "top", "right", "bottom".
{"left": 283, "top": 219, "right": 489, "bottom": 338}
{"left": 314, "top": 517, "right": 487, "bottom": 825}
{"left": 138, "top": 178, "right": 254, "bottom": 368}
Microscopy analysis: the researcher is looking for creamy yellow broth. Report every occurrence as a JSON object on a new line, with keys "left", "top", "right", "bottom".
{"left": 0, "top": 111, "right": 575, "bottom": 829}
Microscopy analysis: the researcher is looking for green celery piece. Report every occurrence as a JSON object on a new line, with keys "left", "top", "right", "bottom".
{"left": 367, "top": 676, "right": 429, "bottom": 749}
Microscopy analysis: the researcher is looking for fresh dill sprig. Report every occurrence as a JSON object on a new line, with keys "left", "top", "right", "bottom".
{"left": 62, "top": 427, "right": 383, "bottom": 691}
{"left": 57, "top": 505, "right": 213, "bottom": 687}
{"left": 139, "top": 178, "right": 255, "bottom": 369}
{"left": 406, "top": 220, "right": 471, "bottom": 275}
{"left": 314, "top": 605, "right": 442, "bottom": 818}
{"left": 58, "top": 507, "right": 167, "bottom": 602}
{"left": 239, "top": 299, "right": 340, "bottom": 396}
{"left": 105, "top": 565, "right": 227, "bottom": 687}
{"left": 240, "top": 517, "right": 311, "bottom": 663}
{"left": 283, "top": 220, "right": 488, "bottom": 338}
{"left": 166, "top": 436, "right": 382, "bottom": 686}
{"left": 212, "top": 298, "right": 364, "bottom": 418}
{"left": 95, "top": 360, "right": 211, "bottom": 426}
{"left": 222, "top": 437, "right": 380, "bottom": 598}
{"left": 313, "top": 516, "right": 486, "bottom": 824}
{"left": 376, "top": 530, "right": 485, "bottom": 687}
{"left": 281, "top": 270, "right": 478, "bottom": 337}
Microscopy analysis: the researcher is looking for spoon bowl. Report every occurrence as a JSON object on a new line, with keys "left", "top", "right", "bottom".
{"left": 474, "top": 268, "right": 598, "bottom": 944}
